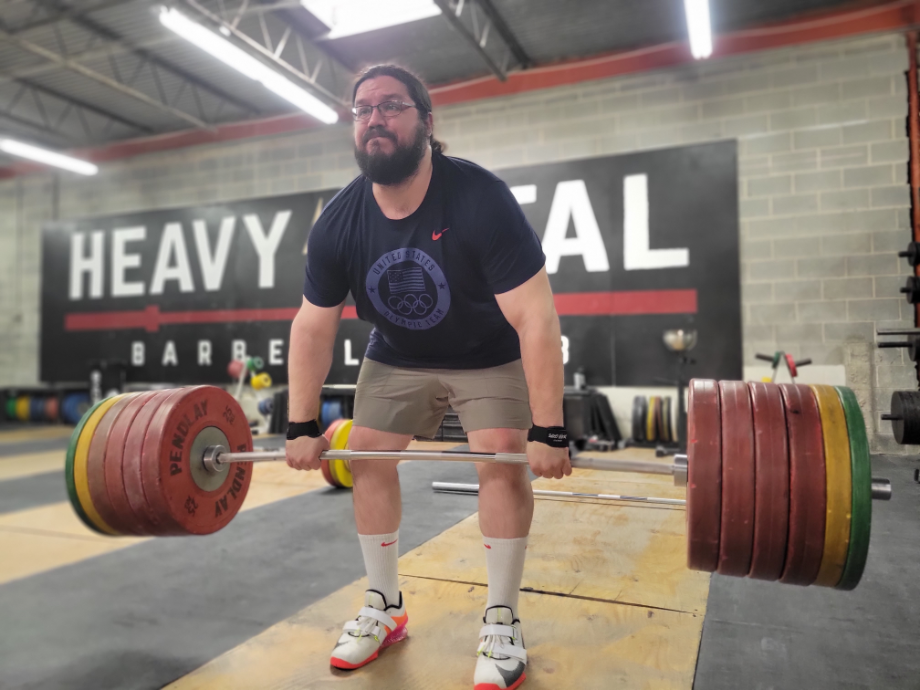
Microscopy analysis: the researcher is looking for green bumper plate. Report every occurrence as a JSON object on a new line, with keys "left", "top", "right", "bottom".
{"left": 64, "top": 399, "right": 108, "bottom": 535}
{"left": 835, "top": 386, "right": 871, "bottom": 590}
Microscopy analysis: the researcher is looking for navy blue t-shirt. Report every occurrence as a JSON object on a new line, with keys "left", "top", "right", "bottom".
{"left": 302, "top": 153, "right": 546, "bottom": 369}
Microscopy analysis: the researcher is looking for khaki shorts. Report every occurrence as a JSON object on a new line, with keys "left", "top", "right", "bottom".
{"left": 353, "top": 359, "right": 532, "bottom": 438}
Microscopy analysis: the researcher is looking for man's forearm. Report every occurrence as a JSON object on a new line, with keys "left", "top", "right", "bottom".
{"left": 287, "top": 315, "right": 336, "bottom": 423}
{"left": 517, "top": 314, "right": 565, "bottom": 428}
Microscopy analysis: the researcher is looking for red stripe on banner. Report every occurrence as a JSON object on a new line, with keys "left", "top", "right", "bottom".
{"left": 553, "top": 289, "right": 697, "bottom": 316}
{"left": 64, "top": 304, "right": 359, "bottom": 332}
{"left": 63, "top": 291, "right": 694, "bottom": 333}
{"left": 159, "top": 307, "right": 300, "bottom": 326}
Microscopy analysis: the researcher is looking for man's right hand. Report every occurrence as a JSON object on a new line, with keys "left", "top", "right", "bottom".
{"left": 286, "top": 433, "right": 330, "bottom": 471}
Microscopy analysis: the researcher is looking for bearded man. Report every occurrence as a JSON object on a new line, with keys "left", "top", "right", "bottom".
{"left": 285, "top": 64, "right": 569, "bottom": 690}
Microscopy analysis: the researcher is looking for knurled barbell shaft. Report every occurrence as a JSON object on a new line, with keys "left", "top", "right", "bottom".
{"left": 211, "top": 447, "right": 892, "bottom": 500}
{"left": 214, "top": 448, "right": 682, "bottom": 477}
{"left": 432, "top": 481, "right": 687, "bottom": 506}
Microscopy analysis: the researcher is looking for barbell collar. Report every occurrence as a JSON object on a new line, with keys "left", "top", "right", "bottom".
{"left": 673, "top": 454, "right": 688, "bottom": 487}
{"left": 871, "top": 478, "right": 892, "bottom": 501}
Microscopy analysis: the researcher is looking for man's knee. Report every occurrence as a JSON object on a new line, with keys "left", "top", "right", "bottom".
{"left": 346, "top": 425, "right": 407, "bottom": 479}
{"left": 468, "top": 428, "right": 527, "bottom": 454}
{"left": 476, "top": 460, "right": 529, "bottom": 485}
{"left": 469, "top": 428, "right": 529, "bottom": 484}
{"left": 349, "top": 457, "right": 399, "bottom": 477}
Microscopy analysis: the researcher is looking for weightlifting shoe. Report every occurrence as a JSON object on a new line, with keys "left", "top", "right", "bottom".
{"left": 330, "top": 590, "right": 408, "bottom": 670}
{"left": 473, "top": 606, "right": 527, "bottom": 690}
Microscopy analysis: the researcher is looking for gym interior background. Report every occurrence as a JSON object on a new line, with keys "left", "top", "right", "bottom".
{"left": 0, "top": 1, "right": 919, "bottom": 688}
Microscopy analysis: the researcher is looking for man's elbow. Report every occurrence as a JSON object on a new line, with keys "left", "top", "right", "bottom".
{"left": 512, "top": 305, "right": 560, "bottom": 341}
{"left": 292, "top": 299, "right": 340, "bottom": 340}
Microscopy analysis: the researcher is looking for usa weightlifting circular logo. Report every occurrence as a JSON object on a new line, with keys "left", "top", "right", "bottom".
{"left": 365, "top": 248, "right": 451, "bottom": 330}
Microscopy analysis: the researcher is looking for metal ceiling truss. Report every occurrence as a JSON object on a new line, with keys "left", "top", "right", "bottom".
{"left": 0, "top": 35, "right": 181, "bottom": 83}
{"left": 0, "top": 24, "right": 217, "bottom": 131}
{"left": 0, "top": 0, "right": 526, "bottom": 149}
{"left": 432, "top": 0, "right": 532, "bottom": 81}
{"left": 0, "top": 76, "right": 152, "bottom": 146}
{"left": 180, "top": 0, "right": 353, "bottom": 108}
{"left": 1, "top": 0, "right": 132, "bottom": 36}
{"left": 53, "top": 1, "right": 263, "bottom": 116}
{"left": 0, "top": 0, "right": 268, "bottom": 144}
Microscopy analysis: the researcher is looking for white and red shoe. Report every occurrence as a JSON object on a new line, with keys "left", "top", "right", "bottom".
{"left": 330, "top": 590, "right": 408, "bottom": 670}
{"left": 473, "top": 606, "right": 527, "bottom": 690}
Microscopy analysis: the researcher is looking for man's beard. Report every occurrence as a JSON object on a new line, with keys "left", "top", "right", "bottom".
{"left": 355, "top": 122, "right": 428, "bottom": 186}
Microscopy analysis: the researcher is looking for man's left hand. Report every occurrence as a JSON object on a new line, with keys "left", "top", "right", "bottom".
{"left": 526, "top": 441, "right": 572, "bottom": 479}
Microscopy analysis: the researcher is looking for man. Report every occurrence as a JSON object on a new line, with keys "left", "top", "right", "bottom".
{"left": 285, "top": 64, "right": 570, "bottom": 690}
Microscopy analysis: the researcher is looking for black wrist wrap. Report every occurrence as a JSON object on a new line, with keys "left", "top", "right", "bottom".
{"left": 286, "top": 420, "right": 322, "bottom": 440}
{"left": 527, "top": 425, "right": 569, "bottom": 448}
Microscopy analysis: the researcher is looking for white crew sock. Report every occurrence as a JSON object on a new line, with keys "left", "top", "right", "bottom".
{"left": 483, "top": 535, "right": 528, "bottom": 618}
{"left": 358, "top": 531, "right": 400, "bottom": 607}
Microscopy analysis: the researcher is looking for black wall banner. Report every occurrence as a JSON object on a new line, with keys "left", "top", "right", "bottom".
{"left": 41, "top": 140, "right": 740, "bottom": 386}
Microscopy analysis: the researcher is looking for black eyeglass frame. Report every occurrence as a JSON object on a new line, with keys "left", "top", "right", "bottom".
{"left": 351, "top": 101, "right": 422, "bottom": 122}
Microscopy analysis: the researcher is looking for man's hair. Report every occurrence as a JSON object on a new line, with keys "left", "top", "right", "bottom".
{"left": 352, "top": 64, "right": 446, "bottom": 155}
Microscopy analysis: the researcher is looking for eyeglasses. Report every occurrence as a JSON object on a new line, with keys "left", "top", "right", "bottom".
{"left": 352, "top": 101, "right": 419, "bottom": 122}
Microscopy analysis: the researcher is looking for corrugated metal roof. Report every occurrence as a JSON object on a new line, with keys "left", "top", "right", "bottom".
{"left": 322, "top": 17, "right": 492, "bottom": 86}
{"left": 0, "top": 0, "right": 862, "bottom": 150}
{"left": 713, "top": 0, "right": 862, "bottom": 30}
{"left": 493, "top": 0, "right": 685, "bottom": 64}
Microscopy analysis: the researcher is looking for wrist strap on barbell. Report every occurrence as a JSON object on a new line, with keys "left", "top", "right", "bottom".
{"left": 527, "top": 425, "right": 569, "bottom": 448}
{"left": 286, "top": 420, "right": 322, "bottom": 440}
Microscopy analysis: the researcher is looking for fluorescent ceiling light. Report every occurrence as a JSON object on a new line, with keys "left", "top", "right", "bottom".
{"left": 159, "top": 7, "right": 338, "bottom": 124}
{"left": 0, "top": 139, "right": 98, "bottom": 175}
{"left": 301, "top": 0, "right": 441, "bottom": 39}
{"left": 683, "top": 0, "right": 713, "bottom": 60}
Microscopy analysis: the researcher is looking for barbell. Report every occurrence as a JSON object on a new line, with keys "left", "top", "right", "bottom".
{"left": 64, "top": 381, "right": 890, "bottom": 591}
{"left": 431, "top": 481, "right": 687, "bottom": 506}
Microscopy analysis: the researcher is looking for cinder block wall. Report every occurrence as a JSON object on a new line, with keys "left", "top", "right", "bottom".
{"left": 0, "top": 33, "right": 914, "bottom": 451}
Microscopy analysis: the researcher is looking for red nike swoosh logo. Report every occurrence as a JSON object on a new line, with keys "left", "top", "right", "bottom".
{"left": 432, "top": 228, "right": 448, "bottom": 240}
{"left": 381, "top": 540, "right": 397, "bottom": 547}
{"left": 484, "top": 544, "right": 492, "bottom": 549}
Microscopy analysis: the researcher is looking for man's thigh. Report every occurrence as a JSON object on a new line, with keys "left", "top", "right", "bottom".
{"left": 443, "top": 359, "right": 532, "bottom": 433}
{"left": 353, "top": 359, "right": 449, "bottom": 438}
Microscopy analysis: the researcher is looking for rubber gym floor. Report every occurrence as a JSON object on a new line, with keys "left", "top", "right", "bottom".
{"left": 0, "top": 425, "right": 918, "bottom": 689}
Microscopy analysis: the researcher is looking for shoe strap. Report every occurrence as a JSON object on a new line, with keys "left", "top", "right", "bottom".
{"left": 477, "top": 639, "right": 528, "bottom": 663}
{"left": 479, "top": 624, "right": 519, "bottom": 640}
{"left": 477, "top": 623, "right": 527, "bottom": 663}
{"left": 343, "top": 619, "right": 384, "bottom": 640}
{"left": 358, "top": 606, "right": 397, "bottom": 631}
{"left": 340, "top": 606, "right": 396, "bottom": 641}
